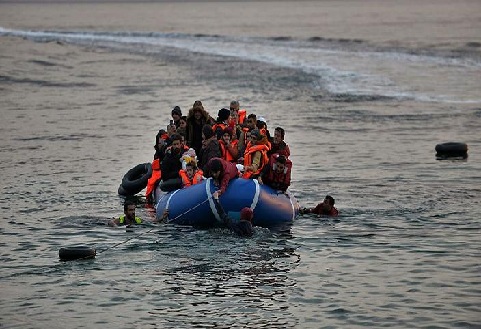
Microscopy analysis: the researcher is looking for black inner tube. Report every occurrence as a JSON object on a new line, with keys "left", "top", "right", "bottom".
{"left": 435, "top": 142, "right": 468, "bottom": 159}
{"left": 59, "top": 246, "right": 96, "bottom": 261}
{"left": 119, "top": 163, "right": 153, "bottom": 196}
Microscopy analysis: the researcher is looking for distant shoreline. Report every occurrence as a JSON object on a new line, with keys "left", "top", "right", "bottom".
{"left": 0, "top": 0, "right": 315, "bottom": 3}
{"left": 1, "top": 0, "right": 480, "bottom": 57}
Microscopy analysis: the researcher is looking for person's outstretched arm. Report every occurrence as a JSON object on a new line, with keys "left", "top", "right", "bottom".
{"left": 212, "top": 192, "right": 229, "bottom": 225}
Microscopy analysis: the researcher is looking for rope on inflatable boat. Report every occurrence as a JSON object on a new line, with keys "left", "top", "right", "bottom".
{"left": 166, "top": 196, "right": 211, "bottom": 224}
{"left": 96, "top": 196, "right": 212, "bottom": 255}
{"left": 96, "top": 226, "right": 157, "bottom": 255}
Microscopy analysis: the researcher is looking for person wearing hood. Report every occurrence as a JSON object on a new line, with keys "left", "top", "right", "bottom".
{"left": 171, "top": 106, "right": 182, "bottom": 128}
{"left": 185, "top": 101, "right": 214, "bottom": 155}
{"left": 212, "top": 191, "right": 254, "bottom": 237}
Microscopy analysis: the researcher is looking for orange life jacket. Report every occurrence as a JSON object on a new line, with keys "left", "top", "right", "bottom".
{"left": 145, "top": 158, "right": 162, "bottom": 201}
{"left": 219, "top": 139, "right": 239, "bottom": 162}
{"left": 179, "top": 169, "right": 204, "bottom": 187}
{"left": 241, "top": 127, "right": 250, "bottom": 146}
{"left": 212, "top": 122, "right": 228, "bottom": 139}
{"left": 238, "top": 109, "right": 247, "bottom": 125}
{"left": 242, "top": 143, "right": 269, "bottom": 179}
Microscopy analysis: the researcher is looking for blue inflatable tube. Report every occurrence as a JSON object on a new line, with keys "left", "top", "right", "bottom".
{"left": 155, "top": 178, "right": 299, "bottom": 229}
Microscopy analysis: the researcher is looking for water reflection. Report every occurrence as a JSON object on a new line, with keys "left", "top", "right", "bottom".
{"left": 152, "top": 231, "right": 301, "bottom": 328}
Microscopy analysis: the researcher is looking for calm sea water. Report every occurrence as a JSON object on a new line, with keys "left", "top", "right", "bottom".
{"left": 1, "top": 19, "right": 481, "bottom": 329}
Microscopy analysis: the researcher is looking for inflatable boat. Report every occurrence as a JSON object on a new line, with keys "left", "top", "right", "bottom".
{"left": 154, "top": 178, "right": 299, "bottom": 229}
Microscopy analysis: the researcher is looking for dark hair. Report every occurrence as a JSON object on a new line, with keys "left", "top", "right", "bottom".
{"left": 250, "top": 129, "right": 262, "bottom": 141}
{"left": 247, "top": 113, "right": 256, "bottom": 121}
{"left": 325, "top": 195, "right": 335, "bottom": 206}
{"left": 124, "top": 199, "right": 136, "bottom": 212}
{"left": 275, "top": 127, "right": 285, "bottom": 139}
{"left": 256, "top": 120, "right": 266, "bottom": 130}
{"left": 276, "top": 154, "right": 287, "bottom": 165}
{"left": 171, "top": 106, "right": 182, "bottom": 116}
{"left": 170, "top": 133, "right": 182, "bottom": 142}
{"left": 217, "top": 108, "right": 230, "bottom": 122}
{"left": 210, "top": 158, "right": 222, "bottom": 173}
{"left": 202, "top": 124, "right": 215, "bottom": 140}
{"left": 230, "top": 100, "right": 239, "bottom": 106}
{"left": 180, "top": 116, "right": 187, "bottom": 122}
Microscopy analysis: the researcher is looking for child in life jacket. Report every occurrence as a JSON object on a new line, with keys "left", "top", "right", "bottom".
{"left": 179, "top": 159, "right": 204, "bottom": 188}
{"left": 219, "top": 127, "right": 239, "bottom": 163}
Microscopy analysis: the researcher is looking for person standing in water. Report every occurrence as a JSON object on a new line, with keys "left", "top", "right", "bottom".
{"left": 109, "top": 200, "right": 142, "bottom": 226}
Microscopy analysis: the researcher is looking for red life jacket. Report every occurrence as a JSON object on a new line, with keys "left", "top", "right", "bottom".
{"left": 240, "top": 127, "right": 250, "bottom": 146}
{"left": 238, "top": 109, "right": 247, "bottom": 125}
{"left": 179, "top": 169, "right": 204, "bottom": 187}
{"left": 264, "top": 154, "right": 292, "bottom": 190}
{"left": 219, "top": 139, "right": 239, "bottom": 162}
{"left": 312, "top": 204, "right": 339, "bottom": 216}
{"left": 145, "top": 158, "right": 162, "bottom": 201}
{"left": 242, "top": 143, "right": 269, "bottom": 179}
{"left": 212, "top": 122, "right": 228, "bottom": 139}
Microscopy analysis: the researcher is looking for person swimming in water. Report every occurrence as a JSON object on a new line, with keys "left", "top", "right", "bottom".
{"left": 300, "top": 195, "right": 339, "bottom": 216}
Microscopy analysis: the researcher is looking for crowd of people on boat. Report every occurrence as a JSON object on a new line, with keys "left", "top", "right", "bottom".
{"left": 111, "top": 100, "right": 338, "bottom": 234}
{"left": 145, "top": 100, "right": 293, "bottom": 202}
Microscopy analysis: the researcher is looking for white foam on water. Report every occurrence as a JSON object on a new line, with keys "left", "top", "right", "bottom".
{"left": 1, "top": 27, "right": 480, "bottom": 104}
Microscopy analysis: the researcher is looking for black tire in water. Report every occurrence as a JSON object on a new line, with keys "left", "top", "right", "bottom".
{"left": 435, "top": 142, "right": 468, "bottom": 159}
{"left": 119, "top": 163, "right": 153, "bottom": 196}
{"left": 59, "top": 246, "right": 96, "bottom": 261}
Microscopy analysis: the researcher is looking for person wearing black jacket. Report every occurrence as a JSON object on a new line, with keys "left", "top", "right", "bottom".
{"left": 161, "top": 134, "right": 183, "bottom": 181}
{"left": 212, "top": 191, "right": 254, "bottom": 237}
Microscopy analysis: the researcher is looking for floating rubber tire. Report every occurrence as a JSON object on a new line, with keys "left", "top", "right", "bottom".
{"left": 59, "top": 246, "right": 96, "bottom": 261}
{"left": 118, "top": 184, "right": 128, "bottom": 196}
{"left": 119, "top": 163, "right": 153, "bottom": 196}
{"left": 435, "top": 142, "right": 468, "bottom": 159}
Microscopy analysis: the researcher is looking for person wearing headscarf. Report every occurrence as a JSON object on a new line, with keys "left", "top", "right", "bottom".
{"left": 171, "top": 106, "right": 182, "bottom": 128}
